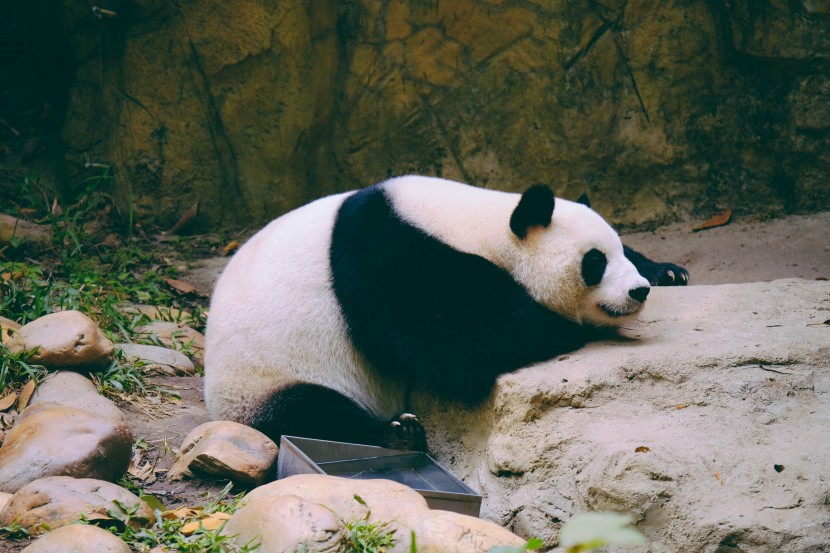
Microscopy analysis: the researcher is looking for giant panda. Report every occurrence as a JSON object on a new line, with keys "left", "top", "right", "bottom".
{"left": 204, "top": 176, "right": 687, "bottom": 451}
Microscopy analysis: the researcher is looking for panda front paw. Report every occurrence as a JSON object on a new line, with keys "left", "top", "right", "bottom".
{"left": 382, "top": 413, "right": 427, "bottom": 452}
{"left": 648, "top": 263, "right": 689, "bottom": 286}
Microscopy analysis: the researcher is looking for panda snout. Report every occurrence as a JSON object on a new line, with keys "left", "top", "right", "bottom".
{"left": 628, "top": 286, "right": 650, "bottom": 303}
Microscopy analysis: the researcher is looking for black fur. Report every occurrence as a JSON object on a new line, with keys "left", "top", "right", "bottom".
{"left": 330, "top": 184, "right": 587, "bottom": 405}
{"left": 510, "top": 184, "right": 555, "bottom": 239}
{"left": 581, "top": 248, "right": 607, "bottom": 286}
{"left": 623, "top": 245, "right": 689, "bottom": 286}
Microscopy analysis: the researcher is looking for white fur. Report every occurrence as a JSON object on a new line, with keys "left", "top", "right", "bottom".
{"left": 204, "top": 176, "right": 648, "bottom": 425}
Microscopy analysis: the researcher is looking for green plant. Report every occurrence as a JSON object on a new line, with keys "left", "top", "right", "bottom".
{"left": 343, "top": 495, "right": 397, "bottom": 553}
{"left": 558, "top": 513, "right": 646, "bottom": 553}
{"left": 0, "top": 346, "right": 47, "bottom": 392}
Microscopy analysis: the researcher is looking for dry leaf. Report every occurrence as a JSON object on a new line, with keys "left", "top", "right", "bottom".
{"left": 85, "top": 510, "right": 115, "bottom": 522}
{"left": 634, "top": 446, "right": 651, "bottom": 453}
{"left": 180, "top": 520, "right": 201, "bottom": 536}
{"left": 0, "top": 393, "right": 18, "bottom": 411}
{"left": 692, "top": 209, "right": 733, "bottom": 232}
{"left": 17, "top": 379, "right": 35, "bottom": 411}
{"left": 169, "top": 202, "right": 199, "bottom": 235}
{"left": 162, "top": 507, "right": 201, "bottom": 521}
{"left": 222, "top": 240, "right": 240, "bottom": 256}
{"left": 164, "top": 278, "right": 197, "bottom": 295}
{"left": 675, "top": 404, "right": 689, "bottom": 410}
{"left": 713, "top": 469, "right": 723, "bottom": 485}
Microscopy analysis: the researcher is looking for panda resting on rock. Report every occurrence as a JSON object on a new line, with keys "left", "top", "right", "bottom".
{"left": 204, "top": 176, "right": 688, "bottom": 451}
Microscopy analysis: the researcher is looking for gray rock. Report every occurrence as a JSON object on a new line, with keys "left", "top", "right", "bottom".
{"left": 117, "top": 343, "right": 195, "bottom": 376}
{"left": 0, "top": 405, "right": 132, "bottom": 493}
{"left": 21, "top": 524, "right": 130, "bottom": 553}
{"left": 133, "top": 321, "right": 205, "bottom": 368}
{"left": 418, "top": 279, "right": 830, "bottom": 552}
{"left": 0, "top": 476, "right": 154, "bottom": 532}
{"left": 29, "top": 371, "right": 124, "bottom": 422}
{"left": 168, "top": 421, "right": 278, "bottom": 486}
{"left": 224, "top": 474, "right": 524, "bottom": 552}
{"left": 5, "top": 311, "right": 114, "bottom": 371}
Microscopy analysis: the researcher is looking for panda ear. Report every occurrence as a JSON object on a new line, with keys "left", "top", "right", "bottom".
{"left": 510, "top": 184, "right": 555, "bottom": 239}
{"left": 576, "top": 193, "right": 591, "bottom": 208}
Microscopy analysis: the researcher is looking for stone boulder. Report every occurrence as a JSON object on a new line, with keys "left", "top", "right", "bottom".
{"left": 168, "top": 421, "right": 278, "bottom": 486}
{"left": 0, "top": 476, "right": 154, "bottom": 532}
{"left": 133, "top": 321, "right": 205, "bottom": 368}
{"left": 20, "top": 523, "right": 130, "bottom": 553}
{"left": 5, "top": 311, "right": 113, "bottom": 371}
{"left": 224, "top": 474, "right": 524, "bottom": 552}
{"left": 0, "top": 316, "right": 21, "bottom": 346}
{"left": 0, "top": 404, "right": 132, "bottom": 493}
{"left": 29, "top": 371, "right": 124, "bottom": 422}
{"left": 417, "top": 279, "right": 830, "bottom": 551}
{"left": 117, "top": 343, "right": 195, "bottom": 376}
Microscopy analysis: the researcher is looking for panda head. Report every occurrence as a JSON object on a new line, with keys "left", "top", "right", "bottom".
{"left": 507, "top": 185, "right": 650, "bottom": 327}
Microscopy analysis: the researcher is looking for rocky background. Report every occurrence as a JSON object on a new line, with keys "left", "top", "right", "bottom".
{"left": 1, "top": 0, "right": 829, "bottom": 229}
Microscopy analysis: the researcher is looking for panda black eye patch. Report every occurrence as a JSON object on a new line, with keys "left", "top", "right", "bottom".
{"left": 581, "top": 248, "right": 607, "bottom": 286}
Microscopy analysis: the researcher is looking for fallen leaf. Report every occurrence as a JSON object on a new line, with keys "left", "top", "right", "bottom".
{"left": 0, "top": 392, "right": 17, "bottom": 411}
{"left": 675, "top": 404, "right": 689, "bottom": 410}
{"left": 713, "top": 469, "right": 723, "bottom": 485}
{"left": 84, "top": 511, "right": 115, "bottom": 522}
{"left": 17, "top": 379, "right": 35, "bottom": 411}
{"left": 180, "top": 520, "right": 201, "bottom": 535}
{"left": 692, "top": 209, "right": 732, "bottom": 232}
{"left": 169, "top": 202, "right": 199, "bottom": 235}
{"left": 634, "top": 446, "right": 651, "bottom": 453}
{"left": 222, "top": 240, "right": 240, "bottom": 256}
{"left": 164, "top": 278, "right": 197, "bottom": 295}
{"left": 210, "top": 512, "right": 231, "bottom": 521}
{"left": 162, "top": 507, "right": 201, "bottom": 521}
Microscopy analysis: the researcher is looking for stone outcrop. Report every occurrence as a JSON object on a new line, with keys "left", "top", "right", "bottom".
{"left": 29, "top": 371, "right": 125, "bottom": 422}
{"left": 0, "top": 476, "right": 154, "bottom": 532}
{"left": 168, "top": 420, "right": 278, "bottom": 486}
{"left": 5, "top": 311, "right": 113, "bottom": 371}
{"left": 117, "top": 343, "right": 196, "bottom": 376}
{"left": 53, "top": 1, "right": 828, "bottom": 229}
{"left": 0, "top": 404, "right": 132, "bottom": 492}
{"left": 20, "top": 523, "right": 131, "bottom": 553}
{"left": 417, "top": 278, "right": 830, "bottom": 551}
{"left": 224, "top": 474, "right": 525, "bottom": 552}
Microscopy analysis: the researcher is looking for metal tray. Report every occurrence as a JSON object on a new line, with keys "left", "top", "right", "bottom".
{"left": 278, "top": 435, "right": 482, "bottom": 517}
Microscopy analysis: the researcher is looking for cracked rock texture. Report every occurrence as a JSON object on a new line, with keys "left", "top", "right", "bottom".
{"left": 416, "top": 279, "right": 830, "bottom": 552}
{"left": 57, "top": 1, "right": 829, "bottom": 228}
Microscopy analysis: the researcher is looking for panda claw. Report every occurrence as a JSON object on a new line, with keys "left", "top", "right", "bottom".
{"left": 667, "top": 270, "right": 675, "bottom": 281}
{"left": 383, "top": 412, "right": 427, "bottom": 451}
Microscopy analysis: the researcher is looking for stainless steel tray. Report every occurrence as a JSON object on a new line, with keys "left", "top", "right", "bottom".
{"left": 278, "top": 435, "right": 482, "bottom": 517}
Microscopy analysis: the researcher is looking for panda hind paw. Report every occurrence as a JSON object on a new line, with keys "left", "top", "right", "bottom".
{"left": 383, "top": 413, "right": 427, "bottom": 452}
{"left": 649, "top": 263, "right": 689, "bottom": 287}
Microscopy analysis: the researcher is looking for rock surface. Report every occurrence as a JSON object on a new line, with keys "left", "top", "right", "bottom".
{"left": 418, "top": 278, "right": 830, "bottom": 551}
{"left": 168, "top": 421, "right": 278, "bottom": 486}
{"left": 117, "top": 343, "right": 196, "bottom": 376}
{"left": 0, "top": 476, "right": 154, "bottom": 531}
{"left": 5, "top": 311, "right": 113, "bottom": 371}
{"left": 20, "top": 523, "right": 130, "bottom": 553}
{"left": 57, "top": 1, "right": 830, "bottom": 229}
{"left": 0, "top": 316, "right": 21, "bottom": 346}
{"left": 133, "top": 321, "right": 205, "bottom": 368}
{"left": 29, "top": 371, "right": 124, "bottom": 422}
{"left": 0, "top": 404, "right": 132, "bottom": 492}
{"left": 225, "top": 474, "right": 524, "bottom": 552}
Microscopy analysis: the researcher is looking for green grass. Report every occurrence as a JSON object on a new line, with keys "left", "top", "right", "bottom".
{"left": 1, "top": 173, "right": 210, "bottom": 397}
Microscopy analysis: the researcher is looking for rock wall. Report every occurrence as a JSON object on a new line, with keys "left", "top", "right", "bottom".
{"left": 54, "top": 0, "right": 830, "bottom": 228}
{"left": 416, "top": 279, "right": 830, "bottom": 551}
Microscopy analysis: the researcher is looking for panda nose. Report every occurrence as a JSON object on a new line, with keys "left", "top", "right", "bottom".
{"left": 628, "top": 286, "right": 650, "bottom": 303}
